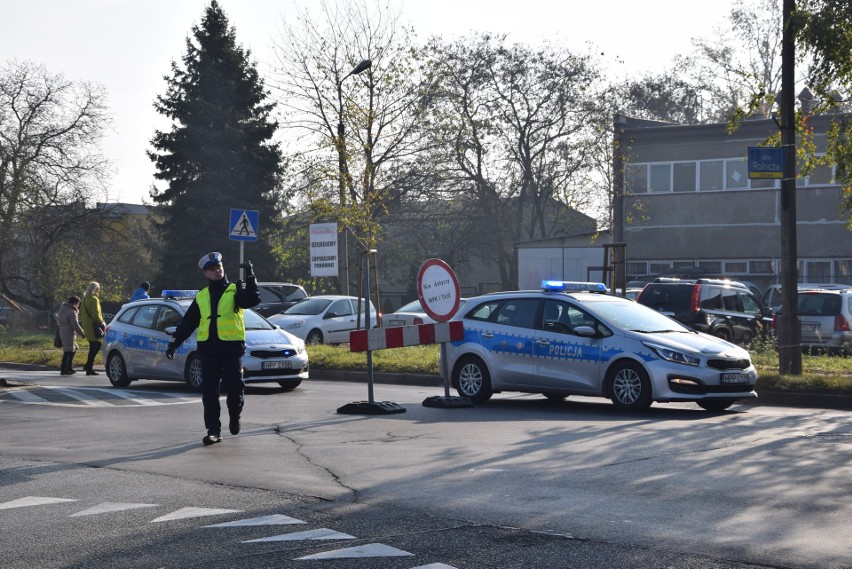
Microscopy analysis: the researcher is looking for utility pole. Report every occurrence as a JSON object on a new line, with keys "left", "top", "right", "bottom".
{"left": 778, "top": 0, "right": 802, "bottom": 375}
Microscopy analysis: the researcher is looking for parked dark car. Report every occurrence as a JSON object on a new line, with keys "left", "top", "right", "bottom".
{"left": 636, "top": 278, "right": 770, "bottom": 345}
{"left": 253, "top": 282, "right": 309, "bottom": 318}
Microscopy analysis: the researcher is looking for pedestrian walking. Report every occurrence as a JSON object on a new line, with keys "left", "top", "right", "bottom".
{"left": 56, "top": 296, "right": 85, "bottom": 375}
{"left": 129, "top": 281, "right": 151, "bottom": 302}
{"left": 166, "top": 252, "right": 260, "bottom": 446}
{"left": 80, "top": 281, "right": 106, "bottom": 376}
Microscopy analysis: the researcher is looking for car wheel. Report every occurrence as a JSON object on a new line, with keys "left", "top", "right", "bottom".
{"left": 106, "top": 352, "right": 131, "bottom": 387}
{"left": 607, "top": 361, "right": 652, "bottom": 411}
{"left": 184, "top": 354, "right": 203, "bottom": 391}
{"left": 697, "top": 400, "right": 734, "bottom": 412}
{"left": 278, "top": 380, "right": 302, "bottom": 391}
{"left": 306, "top": 329, "right": 324, "bottom": 345}
{"left": 714, "top": 329, "right": 731, "bottom": 342}
{"left": 453, "top": 356, "right": 493, "bottom": 403}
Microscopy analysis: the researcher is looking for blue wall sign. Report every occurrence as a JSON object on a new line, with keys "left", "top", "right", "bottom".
{"left": 748, "top": 147, "right": 784, "bottom": 179}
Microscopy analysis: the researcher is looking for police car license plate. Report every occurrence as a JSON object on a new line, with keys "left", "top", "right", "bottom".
{"left": 262, "top": 360, "right": 291, "bottom": 370}
{"left": 387, "top": 319, "right": 406, "bottom": 327}
{"left": 721, "top": 372, "right": 749, "bottom": 384}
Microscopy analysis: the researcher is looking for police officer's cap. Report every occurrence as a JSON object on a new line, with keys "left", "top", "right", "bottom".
{"left": 199, "top": 251, "right": 223, "bottom": 270}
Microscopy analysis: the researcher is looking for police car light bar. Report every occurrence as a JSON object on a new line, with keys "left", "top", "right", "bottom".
{"left": 541, "top": 280, "right": 608, "bottom": 293}
{"left": 161, "top": 289, "right": 199, "bottom": 299}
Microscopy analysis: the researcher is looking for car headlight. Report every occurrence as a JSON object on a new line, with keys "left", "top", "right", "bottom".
{"left": 295, "top": 341, "right": 305, "bottom": 354}
{"left": 643, "top": 342, "right": 700, "bottom": 366}
{"left": 287, "top": 320, "right": 307, "bottom": 330}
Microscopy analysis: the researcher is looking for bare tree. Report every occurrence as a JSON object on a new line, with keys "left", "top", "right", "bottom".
{"left": 0, "top": 60, "right": 112, "bottom": 309}
{"left": 269, "top": 0, "right": 429, "bottom": 251}
{"left": 419, "top": 35, "right": 604, "bottom": 288}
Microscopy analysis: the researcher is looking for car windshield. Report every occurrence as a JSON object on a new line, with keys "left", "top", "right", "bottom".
{"left": 244, "top": 309, "right": 274, "bottom": 330}
{"left": 396, "top": 300, "right": 424, "bottom": 313}
{"left": 586, "top": 298, "right": 692, "bottom": 333}
{"left": 283, "top": 298, "right": 332, "bottom": 315}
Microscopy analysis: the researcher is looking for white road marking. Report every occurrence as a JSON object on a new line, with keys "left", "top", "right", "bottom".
{"left": 410, "top": 564, "right": 460, "bottom": 569}
{"left": 0, "top": 496, "right": 77, "bottom": 510}
{"left": 0, "top": 386, "right": 198, "bottom": 407}
{"left": 243, "top": 528, "right": 355, "bottom": 543}
{"left": 70, "top": 502, "right": 159, "bottom": 516}
{"left": 204, "top": 514, "right": 306, "bottom": 527}
{"left": 295, "top": 543, "right": 415, "bottom": 560}
{"left": 150, "top": 507, "right": 243, "bottom": 523}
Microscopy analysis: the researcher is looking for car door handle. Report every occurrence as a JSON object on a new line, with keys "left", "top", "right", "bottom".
{"left": 535, "top": 339, "right": 549, "bottom": 346}
{"left": 481, "top": 331, "right": 494, "bottom": 339}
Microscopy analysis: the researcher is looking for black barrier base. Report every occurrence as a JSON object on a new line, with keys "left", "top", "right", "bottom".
{"left": 337, "top": 401, "right": 406, "bottom": 415}
{"left": 422, "top": 395, "right": 474, "bottom": 408}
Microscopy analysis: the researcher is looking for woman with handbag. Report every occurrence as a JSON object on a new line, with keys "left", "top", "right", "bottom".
{"left": 81, "top": 281, "right": 106, "bottom": 376}
{"left": 57, "top": 296, "right": 85, "bottom": 375}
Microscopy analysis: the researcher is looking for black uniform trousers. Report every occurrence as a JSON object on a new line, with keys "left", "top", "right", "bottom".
{"left": 200, "top": 351, "right": 244, "bottom": 436}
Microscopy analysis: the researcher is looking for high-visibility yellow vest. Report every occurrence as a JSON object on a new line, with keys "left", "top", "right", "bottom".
{"left": 196, "top": 284, "right": 245, "bottom": 341}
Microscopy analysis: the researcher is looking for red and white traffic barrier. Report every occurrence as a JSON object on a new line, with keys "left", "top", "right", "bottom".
{"left": 350, "top": 321, "right": 463, "bottom": 352}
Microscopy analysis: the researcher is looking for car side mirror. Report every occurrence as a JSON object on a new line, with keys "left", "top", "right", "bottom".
{"left": 574, "top": 325, "right": 596, "bottom": 337}
{"left": 165, "top": 326, "right": 177, "bottom": 334}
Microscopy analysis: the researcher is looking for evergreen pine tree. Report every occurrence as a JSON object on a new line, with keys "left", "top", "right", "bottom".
{"left": 149, "top": 0, "right": 282, "bottom": 289}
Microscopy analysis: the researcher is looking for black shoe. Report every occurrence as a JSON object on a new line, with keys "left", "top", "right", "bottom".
{"left": 86, "top": 370, "right": 99, "bottom": 376}
{"left": 202, "top": 434, "right": 223, "bottom": 446}
{"left": 60, "top": 370, "right": 72, "bottom": 376}
{"left": 229, "top": 417, "right": 241, "bottom": 435}
{"left": 67, "top": 369, "right": 77, "bottom": 374}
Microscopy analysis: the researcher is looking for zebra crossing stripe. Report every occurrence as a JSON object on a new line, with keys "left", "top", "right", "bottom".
{"left": 295, "top": 543, "right": 414, "bottom": 560}
{"left": 52, "top": 388, "right": 114, "bottom": 407}
{"left": 410, "top": 564, "right": 460, "bottom": 569}
{"left": 0, "top": 496, "right": 77, "bottom": 510}
{"left": 204, "top": 514, "right": 305, "bottom": 527}
{"left": 150, "top": 507, "right": 243, "bottom": 523}
{"left": 243, "top": 528, "right": 355, "bottom": 543}
{"left": 70, "top": 502, "right": 160, "bottom": 516}
{"left": 8, "top": 390, "right": 49, "bottom": 403}
{"left": 86, "top": 388, "right": 162, "bottom": 406}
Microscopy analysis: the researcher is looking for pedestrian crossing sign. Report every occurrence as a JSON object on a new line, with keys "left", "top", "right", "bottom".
{"left": 229, "top": 209, "right": 259, "bottom": 242}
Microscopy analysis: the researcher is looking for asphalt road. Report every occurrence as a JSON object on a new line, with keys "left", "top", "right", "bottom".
{"left": 0, "top": 366, "right": 850, "bottom": 569}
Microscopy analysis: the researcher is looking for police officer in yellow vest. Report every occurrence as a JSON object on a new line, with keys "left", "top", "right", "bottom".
{"left": 166, "top": 251, "right": 260, "bottom": 446}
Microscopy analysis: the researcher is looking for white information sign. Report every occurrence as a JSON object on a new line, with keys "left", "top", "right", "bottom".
{"left": 309, "top": 223, "right": 339, "bottom": 277}
{"left": 417, "top": 258, "right": 461, "bottom": 322}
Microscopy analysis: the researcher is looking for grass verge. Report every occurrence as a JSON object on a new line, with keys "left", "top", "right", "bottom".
{"left": 2, "top": 331, "right": 851, "bottom": 395}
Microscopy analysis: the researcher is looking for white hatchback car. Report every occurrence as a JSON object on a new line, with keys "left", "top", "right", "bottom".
{"left": 385, "top": 298, "right": 468, "bottom": 327}
{"left": 103, "top": 292, "right": 309, "bottom": 391}
{"left": 443, "top": 281, "right": 758, "bottom": 412}
{"left": 267, "top": 295, "right": 379, "bottom": 344}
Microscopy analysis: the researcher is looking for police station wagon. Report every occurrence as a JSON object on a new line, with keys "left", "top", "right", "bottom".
{"left": 443, "top": 281, "right": 757, "bottom": 412}
{"left": 103, "top": 291, "right": 309, "bottom": 391}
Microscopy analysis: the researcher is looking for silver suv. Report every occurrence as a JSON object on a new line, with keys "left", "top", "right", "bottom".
{"left": 774, "top": 288, "right": 852, "bottom": 353}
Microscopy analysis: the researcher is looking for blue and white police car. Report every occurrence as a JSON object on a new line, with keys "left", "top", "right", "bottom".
{"left": 443, "top": 281, "right": 757, "bottom": 412}
{"left": 103, "top": 290, "right": 309, "bottom": 391}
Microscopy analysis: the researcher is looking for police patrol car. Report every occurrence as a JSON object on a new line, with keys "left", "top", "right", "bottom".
{"left": 443, "top": 281, "right": 757, "bottom": 412}
{"left": 103, "top": 290, "right": 309, "bottom": 391}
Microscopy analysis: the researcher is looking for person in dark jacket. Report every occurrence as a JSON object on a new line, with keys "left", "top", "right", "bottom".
{"left": 56, "top": 296, "right": 86, "bottom": 375}
{"left": 129, "top": 281, "right": 151, "bottom": 302}
{"left": 166, "top": 252, "right": 260, "bottom": 446}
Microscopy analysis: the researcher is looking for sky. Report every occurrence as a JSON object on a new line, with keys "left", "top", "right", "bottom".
{"left": 2, "top": 0, "right": 737, "bottom": 205}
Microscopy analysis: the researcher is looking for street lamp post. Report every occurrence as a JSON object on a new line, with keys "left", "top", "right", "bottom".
{"left": 336, "top": 59, "right": 372, "bottom": 296}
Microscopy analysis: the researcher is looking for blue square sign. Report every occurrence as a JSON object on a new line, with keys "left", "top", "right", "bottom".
{"left": 229, "top": 209, "right": 259, "bottom": 242}
{"left": 748, "top": 147, "right": 784, "bottom": 179}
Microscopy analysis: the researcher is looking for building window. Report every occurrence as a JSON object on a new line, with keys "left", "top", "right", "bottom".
{"left": 649, "top": 262, "right": 672, "bottom": 274}
{"left": 697, "top": 261, "right": 722, "bottom": 273}
{"left": 750, "top": 260, "right": 774, "bottom": 274}
{"left": 673, "top": 162, "right": 697, "bottom": 192}
{"left": 649, "top": 164, "right": 672, "bottom": 192}
{"left": 835, "top": 260, "right": 852, "bottom": 284}
{"left": 725, "top": 159, "right": 748, "bottom": 189}
{"left": 627, "top": 261, "right": 648, "bottom": 276}
{"left": 699, "top": 160, "right": 724, "bottom": 191}
{"left": 625, "top": 164, "right": 648, "bottom": 193}
{"left": 725, "top": 261, "right": 748, "bottom": 273}
{"left": 806, "top": 261, "right": 831, "bottom": 281}
{"left": 801, "top": 163, "right": 834, "bottom": 186}
{"left": 750, "top": 178, "right": 777, "bottom": 189}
